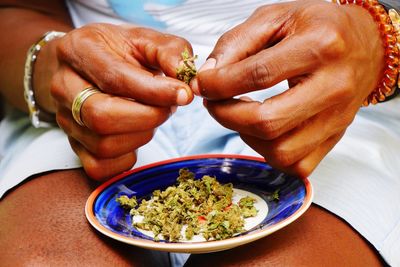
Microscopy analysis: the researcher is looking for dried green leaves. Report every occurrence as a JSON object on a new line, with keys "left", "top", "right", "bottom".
{"left": 176, "top": 48, "right": 198, "bottom": 84}
{"left": 116, "top": 168, "right": 259, "bottom": 242}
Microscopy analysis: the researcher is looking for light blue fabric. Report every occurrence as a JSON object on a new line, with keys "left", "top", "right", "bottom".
{"left": 107, "top": 0, "right": 185, "bottom": 29}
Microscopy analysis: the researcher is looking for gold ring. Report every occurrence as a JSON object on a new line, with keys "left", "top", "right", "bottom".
{"left": 72, "top": 86, "right": 101, "bottom": 126}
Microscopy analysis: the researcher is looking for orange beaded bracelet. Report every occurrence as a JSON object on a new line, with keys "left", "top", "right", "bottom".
{"left": 333, "top": 0, "right": 400, "bottom": 105}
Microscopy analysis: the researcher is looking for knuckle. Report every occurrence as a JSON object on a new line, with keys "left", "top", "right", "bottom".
{"left": 335, "top": 108, "right": 355, "bottom": 129}
{"left": 55, "top": 37, "right": 70, "bottom": 60}
{"left": 55, "top": 111, "right": 70, "bottom": 133}
{"left": 139, "top": 131, "right": 155, "bottom": 147}
{"left": 100, "top": 67, "right": 125, "bottom": 94}
{"left": 83, "top": 100, "right": 112, "bottom": 134}
{"left": 248, "top": 60, "right": 275, "bottom": 90}
{"left": 217, "top": 30, "right": 235, "bottom": 46}
{"left": 342, "top": 111, "right": 355, "bottom": 127}
{"left": 253, "top": 106, "right": 282, "bottom": 140}
{"left": 270, "top": 144, "right": 295, "bottom": 167}
{"left": 147, "top": 109, "right": 170, "bottom": 128}
{"left": 292, "top": 162, "right": 313, "bottom": 179}
{"left": 214, "top": 29, "right": 243, "bottom": 55}
{"left": 83, "top": 159, "right": 105, "bottom": 181}
{"left": 50, "top": 74, "right": 63, "bottom": 102}
{"left": 94, "top": 137, "right": 115, "bottom": 158}
{"left": 330, "top": 69, "right": 358, "bottom": 103}
{"left": 55, "top": 29, "right": 82, "bottom": 60}
{"left": 126, "top": 152, "right": 138, "bottom": 167}
{"left": 314, "top": 25, "right": 347, "bottom": 60}
{"left": 170, "top": 35, "right": 191, "bottom": 49}
{"left": 253, "top": 5, "right": 269, "bottom": 17}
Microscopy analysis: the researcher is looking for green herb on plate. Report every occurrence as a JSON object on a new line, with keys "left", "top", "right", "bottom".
{"left": 116, "top": 168, "right": 258, "bottom": 242}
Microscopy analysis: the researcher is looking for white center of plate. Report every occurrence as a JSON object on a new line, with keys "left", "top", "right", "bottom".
{"left": 132, "top": 188, "right": 268, "bottom": 242}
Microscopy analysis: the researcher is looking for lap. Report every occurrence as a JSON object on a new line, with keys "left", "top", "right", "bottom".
{"left": 186, "top": 206, "right": 384, "bottom": 267}
{"left": 0, "top": 169, "right": 169, "bottom": 266}
{"left": 0, "top": 169, "right": 384, "bottom": 267}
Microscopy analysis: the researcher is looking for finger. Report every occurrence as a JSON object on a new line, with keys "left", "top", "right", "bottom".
{"left": 196, "top": 34, "right": 320, "bottom": 100}
{"left": 58, "top": 27, "right": 193, "bottom": 106}
{"left": 288, "top": 131, "right": 345, "bottom": 178}
{"left": 52, "top": 66, "right": 172, "bottom": 135}
{"left": 204, "top": 71, "right": 349, "bottom": 140}
{"left": 69, "top": 137, "right": 137, "bottom": 181}
{"left": 80, "top": 94, "right": 171, "bottom": 135}
{"left": 241, "top": 131, "right": 345, "bottom": 178}
{"left": 128, "top": 27, "right": 196, "bottom": 79}
{"left": 208, "top": 3, "right": 292, "bottom": 67}
{"left": 239, "top": 104, "right": 354, "bottom": 167}
{"left": 57, "top": 107, "right": 155, "bottom": 158}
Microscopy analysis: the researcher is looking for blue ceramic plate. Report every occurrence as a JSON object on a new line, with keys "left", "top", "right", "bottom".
{"left": 85, "top": 154, "right": 313, "bottom": 253}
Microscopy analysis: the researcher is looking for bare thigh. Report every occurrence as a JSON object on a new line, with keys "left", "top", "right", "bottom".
{"left": 186, "top": 206, "right": 385, "bottom": 267}
{"left": 0, "top": 169, "right": 385, "bottom": 267}
{"left": 0, "top": 169, "right": 170, "bottom": 267}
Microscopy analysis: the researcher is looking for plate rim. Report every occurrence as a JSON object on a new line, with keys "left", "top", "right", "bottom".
{"left": 85, "top": 154, "right": 313, "bottom": 253}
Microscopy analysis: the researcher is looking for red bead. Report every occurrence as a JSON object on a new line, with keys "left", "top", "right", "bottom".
{"left": 362, "top": 1, "right": 370, "bottom": 8}
{"left": 375, "top": 14, "right": 391, "bottom": 24}
{"left": 380, "top": 23, "right": 394, "bottom": 33}
{"left": 384, "top": 34, "right": 398, "bottom": 45}
{"left": 374, "top": 4, "right": 386, "bottom": 14}
{"left": 384, "top": 68, "right": 399, "bottom": 78}
{"left": 386, "top": 71, "right": 398, "bottom": 80}
{"left": 370, "top": 94, "right": 379, "bottom": 104}
{"left": 374, "top": 14, "right": 390, "bottom": 23}
{"left": 382, "top": 81, "right": 394, "bottom": 93}
{"left": 386, "top": 55, "right": 400, "bottom": 66}
{"left": 377, "top": 89, "right": 386, "bottom": 101}
{"left": 379, "top": 84, "right": 392, "bottom": 95}
{"left": 383, "top": 75, "right": 397, "bottom": 87}
{"left": 386, "top": 44, "right": 399, "bottom": 55}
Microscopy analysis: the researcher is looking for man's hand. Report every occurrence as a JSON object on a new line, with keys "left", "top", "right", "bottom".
{"left": 50, "top": 24, "right": 194, "bottom": 180}
{"left": 192, "top": 0, "right": 385, "bottom": 178}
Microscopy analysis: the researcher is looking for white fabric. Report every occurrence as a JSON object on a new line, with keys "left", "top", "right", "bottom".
{"left": 0, "top": 0, "right": 399, "bottom": 266}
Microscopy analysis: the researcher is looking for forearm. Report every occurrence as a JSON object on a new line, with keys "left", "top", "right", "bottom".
{"left": 0, "top": 1, "right": 73, "bottom": 114}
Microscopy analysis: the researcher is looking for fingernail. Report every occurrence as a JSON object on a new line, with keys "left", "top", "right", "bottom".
{"left": 191, "top": 78, "right": 200, "bottom": 96}
{"left": 239, "top": 96, "right": 253, "bottom": 102}
{"left": 177, "top": 88, "right": 188, "bottom": 105}
{"left": 170, "top": 106, "right": 177, "bottom": 114}
{"left": 190, "top": 59, "right": 216, "bottom": 96}
{"left": 199, "top": 58, "right": 216, "bottom": 73}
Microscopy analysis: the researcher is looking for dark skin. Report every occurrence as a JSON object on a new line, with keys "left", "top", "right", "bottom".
{"left": 0, "top": 0, "right": 387, "bottom": 265}
{"left": 191, "top": 0, "right": 384, "bottom": 178}
{"left": 0, "top": 170, "right": 383, "bottom": 266}
{"left": 0, "top": 0, "right": 194, "bottom": 180}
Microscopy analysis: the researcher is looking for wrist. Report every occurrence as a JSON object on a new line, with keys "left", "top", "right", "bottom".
{"left": 33, "top": 37, "right": 62, "bottom": 114}
{"left": 24, "top": 31, "right": 66, "bottom": 128}
{"left": 334, "top": 0, "right": 400, "bottom": 105}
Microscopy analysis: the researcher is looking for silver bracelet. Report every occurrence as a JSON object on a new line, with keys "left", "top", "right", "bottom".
{"left": 23, "top": 31, "right": 66, "bottom": 128}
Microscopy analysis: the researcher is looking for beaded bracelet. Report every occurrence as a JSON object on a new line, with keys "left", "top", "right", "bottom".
{"left": 333, "top": 0, "right": 400, "bottom": 106}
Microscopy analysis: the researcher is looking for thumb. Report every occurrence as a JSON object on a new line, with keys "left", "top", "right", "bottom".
{"left": 191, "top": 3, "right": 291, "bottom": 96}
